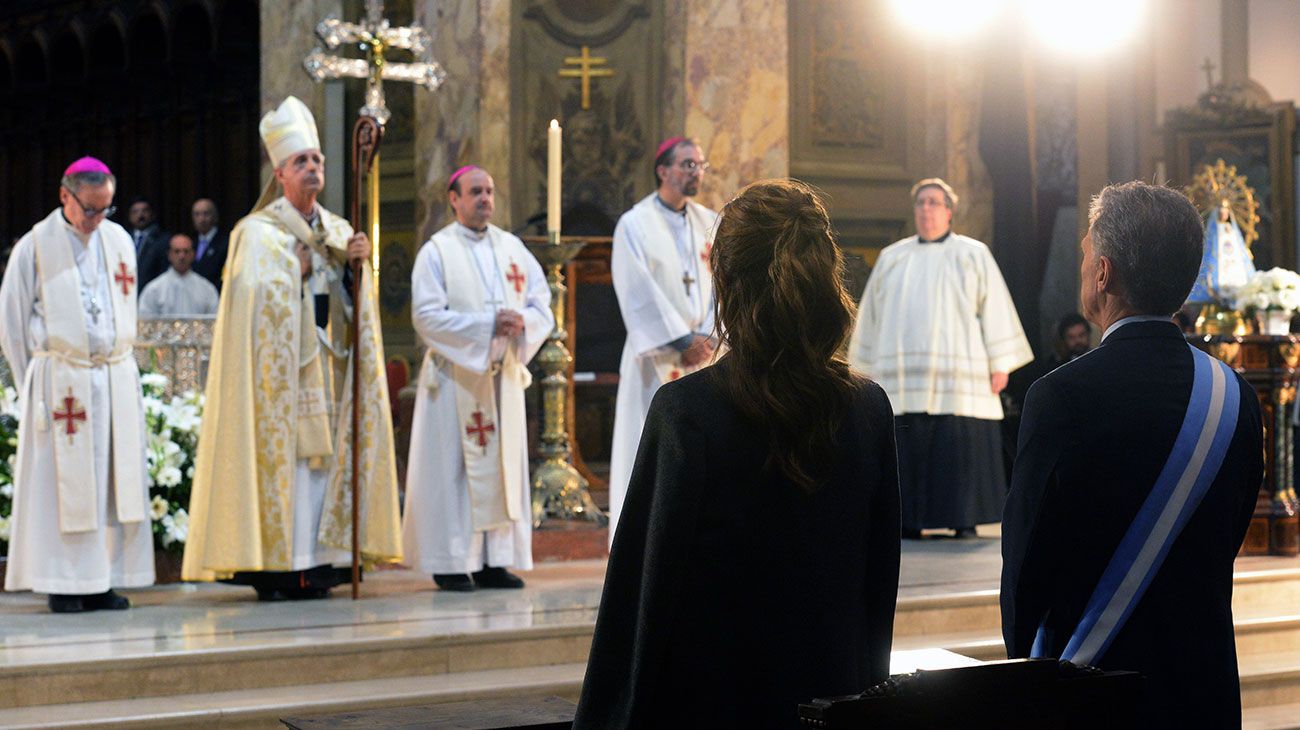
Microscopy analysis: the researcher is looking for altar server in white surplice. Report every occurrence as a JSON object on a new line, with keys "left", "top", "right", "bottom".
{"left": 849, "top": 178, "right": 1032, "bottom": 540}
{"left": 138, "top": 234, "right": 219, "bottom": 318}
{"left": 608, "top": 137, "right": 718, "bottom": 542}
{"left": 402, "top": 165, "right": 553, "bottom": 592}
{"left": 0, "top": 157, "right": 152, "bottom": 613}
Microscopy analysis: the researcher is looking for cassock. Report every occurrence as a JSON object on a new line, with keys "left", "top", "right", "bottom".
{"left": 0, "top": 209, "right": 152, "bottom": 594}
{"left": 849, "top": 233, "right": 1032, "bottom": 530}
{"left": 608, "top": 193, "right": 717, "bottom": 539}
{"left": 138, "top": 268, "right": 220, "bottom": 318}
{"left": 181, "top": 196, "right": 402, "bottom": 582}
{"left": 402, "top": 222, "right": 552, "bottom": 574}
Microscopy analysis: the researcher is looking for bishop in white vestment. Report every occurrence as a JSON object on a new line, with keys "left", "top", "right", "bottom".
{"left": 181, "top": 97, "right": 402, "bottom": 599}
{"left": 608, "top": 138, "right": 718, "bottom": 541}
{"left": 403, "top": 166, "right": 552, "bottom": 591}
{"left": 0, "top": 158, "right": 152, "bottom": 612}
{"left": 138, "top": 234, "right": 219, "bottom": 318}
{"left": 849, "top": 179, "right": 1032, "bottom": 537}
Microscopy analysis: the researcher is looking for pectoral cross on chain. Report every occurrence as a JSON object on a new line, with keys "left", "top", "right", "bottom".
{"left": 683, "top": 271, "right": 696, "bottom": 296}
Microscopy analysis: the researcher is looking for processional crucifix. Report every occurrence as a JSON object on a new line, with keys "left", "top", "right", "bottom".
{"left": 302, "top": 0, "right": 446, "bottom": 599}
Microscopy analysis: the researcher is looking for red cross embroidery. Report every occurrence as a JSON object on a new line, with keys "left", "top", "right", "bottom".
{"left": 465, "top": 410, "right": 496, "bottom": 450}
{"left": 506, "top": 261, "right": 527, "bottom": 295}
{"left": 114, "top": 260, "right": 135, "bottom": 297}
{"left": 52, "top": 388, "right": 87, "bottom": 440}
{"left": 700, "top": 241, "right": 712, "bottom": 264}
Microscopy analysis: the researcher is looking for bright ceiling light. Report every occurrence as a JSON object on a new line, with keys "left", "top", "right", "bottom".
{"left": 887, "top": 0, "right": 1006, "bottom": 39}
{"left": 1023, "top": 0, "right": 1147, "bottom": 56}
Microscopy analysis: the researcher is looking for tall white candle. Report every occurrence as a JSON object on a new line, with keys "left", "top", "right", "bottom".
{"left": 548, "top": 119, "right": 562, "bottom": 236}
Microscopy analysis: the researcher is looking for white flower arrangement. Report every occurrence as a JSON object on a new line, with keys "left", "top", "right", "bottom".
{"left": 141, "top": 375, "right": 202, "bottom": 554}
{"left": 1236, "top": 268, "right": 1300, "bottom": 313}
{"left": 0, "top": 375, "right": 202, "bottom": 558}
{"left": 0, "top": 386, "right": 16, "bottom": 556}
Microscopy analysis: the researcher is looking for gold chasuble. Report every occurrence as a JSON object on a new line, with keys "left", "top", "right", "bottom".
{"left": 182, "top": 197, "right": 401, "bottom": 580}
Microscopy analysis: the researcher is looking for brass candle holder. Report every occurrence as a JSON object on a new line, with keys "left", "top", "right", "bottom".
{"left": 524, "top": 234, "right": 607, "bottom": 527}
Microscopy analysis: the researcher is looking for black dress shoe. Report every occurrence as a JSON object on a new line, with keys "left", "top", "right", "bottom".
{"left": 287, "top": 586, "right": 332, "bottom": 600}
{"left": 255, "top": 586, "right": 290, "bottom": 602}
{"left": 953, "top": 527, "right": 977, "bottom": 539}
{"left": 48, "top": 594, "right": 88, "bottom": 613}
{"left": 472, "top": 566, "right": 525, "bottom": 589}
{"left": 84, "top": 590, "right": 130, "bottom": 610}
{"left": 433, "top": 573, "right": 475, "bottom": 592}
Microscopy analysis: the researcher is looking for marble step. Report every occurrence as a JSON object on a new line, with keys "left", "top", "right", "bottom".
{"left": 895, "top": 607, "right": 1300, "bottom": 665}
{"left": 0, "top": 663, "right": 587, "bottom": 730}
{"left": 1242, "top": 651, "right": 1300, "bottom": 709}
{"left": 1244, "top": 701, "right": 1300, "bottom": 729}
{"left": 0, "top": 622, "right": 594, "bottom": 711}
{"left": 892, "top": 566, "right": 1300, "bottom": 640}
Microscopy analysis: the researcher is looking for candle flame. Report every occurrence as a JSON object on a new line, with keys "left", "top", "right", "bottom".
{"left": 550, "top": 119, "right": 559, "bottom": 129}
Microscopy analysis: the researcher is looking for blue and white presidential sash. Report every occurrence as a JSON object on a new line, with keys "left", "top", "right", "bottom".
{"left": 1032, "top": 344, "right": 1241, "bottom": 666}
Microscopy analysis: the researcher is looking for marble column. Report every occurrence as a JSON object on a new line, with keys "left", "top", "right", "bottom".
{"left": 1076, "top": 68, "right": 1109, "bottom": 243}
{"left": 411, "top": 0, "right": 511, "bottom": 243}
{"left": 478, "top": 0, "right": 513, "bottom": 229}
{"left": 1221, "top": 0, "right": 1249, "bottom": 84}
{"left": 259, "top": 0, "right": 342, "bottom": 181}
{"left": 681, "top": 0, "right": 790, "bottom": 212}
{"left": 918, "top": 50, "right": 995, "bottom": 246}
{"left": 412, "top": 0, "right": 478, "bottom": 241}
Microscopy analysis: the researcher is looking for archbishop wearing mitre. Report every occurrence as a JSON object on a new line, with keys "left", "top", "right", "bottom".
{"left": 181, "top": 96, "right": 401, "bottom": 599}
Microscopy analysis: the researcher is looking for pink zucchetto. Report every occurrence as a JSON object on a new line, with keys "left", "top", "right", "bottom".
{"left": 655, "top": 137, "right": 687, "bottom": 160}
{"left": 448, "top": 165, "right": 481, "bottom": 191}
{"left": 64, "top": 156, "right": 112, "bottom": 177}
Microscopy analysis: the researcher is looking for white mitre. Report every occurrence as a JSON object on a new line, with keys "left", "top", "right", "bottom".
{"left": 259, "top": 95, "right": 320, "bottom": 166}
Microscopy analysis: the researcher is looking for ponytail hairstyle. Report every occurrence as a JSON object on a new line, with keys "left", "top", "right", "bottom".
{"left": 711, "top": 179, "right": 863, "bottom": 492}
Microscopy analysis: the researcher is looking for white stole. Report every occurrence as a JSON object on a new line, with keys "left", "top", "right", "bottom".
{"left": 633, "top": 196, "right": 715, "bottom": 383}
{"left": 31, "top": 211, "right": 143, "bottom": 532}
{"left": 431, "top": 226, "right": 532, "bottom": 531}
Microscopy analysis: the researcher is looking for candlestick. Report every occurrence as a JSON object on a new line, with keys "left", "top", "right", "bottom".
{"left": 547, "top": 119, "right": 562, "bottom": 236}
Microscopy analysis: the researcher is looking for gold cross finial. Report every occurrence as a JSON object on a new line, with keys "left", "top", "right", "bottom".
{"left": 303, "top": 0, "right": 446, "bottom": 125}
{"left": 559, "top": 46, "right": 615, "bottom": 110}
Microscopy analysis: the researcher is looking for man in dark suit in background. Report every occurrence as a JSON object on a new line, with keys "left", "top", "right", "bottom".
{"left": 190, "top": 198, "right": 228, "bottom": 292}
{"left": 126, "top": 197, "right": 169, "bottom": 292}
{"left": 1002, "top": 181, "right": 1263, "bottom": 729}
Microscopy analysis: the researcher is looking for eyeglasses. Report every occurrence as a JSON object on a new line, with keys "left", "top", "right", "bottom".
{"left": 63, "top": 186, "right": 116, "bottom": 219}
{"left": 677, "top": 159, "right": 710, "bottom": 173}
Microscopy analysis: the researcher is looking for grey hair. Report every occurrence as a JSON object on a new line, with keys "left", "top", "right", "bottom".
{"left": 910, "top": 178, "right": 959, "bottom": 209}
{"left": 1088, "top": 181, "right": 1204, "bottom": 315}
{"left": 61, "top": 171, "right": 116, "bottom": 193}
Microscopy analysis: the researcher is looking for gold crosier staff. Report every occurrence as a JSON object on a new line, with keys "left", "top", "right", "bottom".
{"left": 303, "top": 0, "right": 445, "bottom": 598}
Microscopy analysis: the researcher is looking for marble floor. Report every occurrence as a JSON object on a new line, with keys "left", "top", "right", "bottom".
{"left": 1, "top": 527, "right": 1293, "bottom": 670}
{"left": 0, "top": 530, "right": 1008, "bottom": 666}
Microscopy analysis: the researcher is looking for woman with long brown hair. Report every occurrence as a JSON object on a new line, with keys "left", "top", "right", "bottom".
{"left": 574, "top": 179, "right": 901, "bottom": 728}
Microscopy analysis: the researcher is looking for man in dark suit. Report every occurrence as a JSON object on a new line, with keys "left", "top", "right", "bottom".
{"left": 1002, "top": 181, "right": 1263, "bottom": 729}
{"left": 126, "top": 197, "right": 169, "bottom": 292}
{"left": 190, "top": 198, "right": 228, "bottom": 292}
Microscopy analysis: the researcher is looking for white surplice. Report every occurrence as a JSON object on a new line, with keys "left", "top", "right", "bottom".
{"left": 402, "top": 222, "right": 552, "bottom": 575}
{"left": 848, "top": 233, "right": 1033, "bottom": 420}
{"left": 0, "top": 210, "right": 153, "bottom": 594}
{"left": 138, "top": 268, "right": 219, "bottom": 318}
{"left": 608, "top": 194, "right": 717, "bottom": 541}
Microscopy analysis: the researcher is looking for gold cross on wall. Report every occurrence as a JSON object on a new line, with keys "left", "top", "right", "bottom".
{"left": 559, "top": 46, "right": 615, "bottom": 110}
